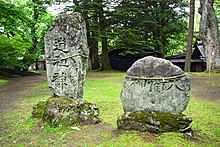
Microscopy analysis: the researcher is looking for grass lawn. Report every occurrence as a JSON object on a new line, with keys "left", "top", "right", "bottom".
{"left": 1, "top": 71, "right": 220, "bottom": 146}
{"left": 0, "top": 79, "right": 9, "bottom": 85}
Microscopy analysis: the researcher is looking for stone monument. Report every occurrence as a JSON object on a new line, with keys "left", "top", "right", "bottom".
{"left": 44, "top": 12, "right": 89, "bottom": 99}
{"left": 32, "top": 12, "right": 101, "bottom": 127}
{"left": 117, "top": 56, "right": 192, "bottom": 133}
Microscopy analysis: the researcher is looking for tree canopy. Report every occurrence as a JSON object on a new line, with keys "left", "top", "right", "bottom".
{"left": 2, "top": 0, "right": 216, "bottom": 73}
{"left": 112, "top": 0, "right": 188, "bottom": 58}
{"left": 70, "top": 0, "right": 189, "bottom": 70}
{"left": 0, "top": 0, "right": 54, "bottom": 75}
{"left": 0, "top": 0, "right": 31, "bottom": 75}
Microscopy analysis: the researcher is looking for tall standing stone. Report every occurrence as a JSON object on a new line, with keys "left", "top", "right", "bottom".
{"left": 32, "top": 12, "right": 101, "bottom": 127}
{"left": 44, "top": 12, "right": 89, "bottom": 99}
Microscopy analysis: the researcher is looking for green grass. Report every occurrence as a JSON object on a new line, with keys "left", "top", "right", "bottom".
{"left": 187, "top": 72, "right": 220, "bottom": 77}
{"left": 1, "top": 72, "right": 220, "bottom": 146}
{"left": 0, "top": 79, "right": 9, "bottom": 85}
{"left": 39, "top": 82, "right": 48, "bottom": 88}
{"left": 200, "top": 81, "right": 220, "bottom": 86}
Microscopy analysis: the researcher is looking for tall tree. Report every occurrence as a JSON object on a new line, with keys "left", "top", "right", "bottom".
{"left": 113, "top": 0, "right": 188, "bottom": 57}
{"left": 27, "top": 0, "right": 54, "bottom": 70}
{"left": 65, "top": 0, "right": 188, "bottom": 70}
{"left": 199, "top": 0, "right": 220, "bottom": 72}
{"left": 185, "top": 0, "right": 195, "bottom": 72}
{"left": 0, "top": 1, "right": 31, "bottom": 75}
{"left": 0, "top": 0, "right": 54, "bottom": 74}
{"left": 74, "top": 0, "right": 100, "bottom": 70}
{"left": 91, "top": 3, "right": 100, "bottom": 70}
{"left": 96, "top": 0, "right": 111, "bottom": 70}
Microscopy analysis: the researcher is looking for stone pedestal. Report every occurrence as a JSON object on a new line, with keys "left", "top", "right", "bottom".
{"left": 32, "top": 97, "right": 101, "bottom": 127}
{"left": 117, "top": 111, "right": 192, "bottom": 133}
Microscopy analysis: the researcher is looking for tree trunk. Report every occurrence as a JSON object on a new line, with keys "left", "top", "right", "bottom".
{"left": 87, "top": 31, "right": 92, "bottom": 70}
{"left": 90, "top": 7, "right": 100, "bottom": 70}
{"left": 35, "top": 60, "right": 39, "bottom": 71}
{"left": 30, "top": 23, "right": 37, "bottom": 54}
{"left": 80, "top": 0, "right": 93, "bottom": 70}
{"left": 185, "top": 0, "right": 195, "bottom": 72}
{"left": 89, "top": 31, "right": 99, "bottom": 70}
{"left": 199, "top": 0, "right": 220, "bottom": 72}
{"left": 159, "top": 2, "right": 166, "bottom": 58}
{"left": 74, "top": 0, "right": 100, "bottom": 70}
{"left": 97, "top": 0, "right": 111, "bottom": 70}
{"left": 159, "top": 32, "right": 166, "bottom": 58}
{"left": 91, "top": 38, "right": 99, "bottom": 70}
{"left": 101, "top": 37, "right": 111, "bottom": 70}
{"left": 30, "top": 0, "right": 39, "bottom": 70}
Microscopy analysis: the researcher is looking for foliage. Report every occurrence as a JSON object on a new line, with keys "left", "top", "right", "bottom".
{"left": 25, "top": 0, "right": 55, "bottom": 53}
{"left": 0, "top": 0, "right": 191, "bottom": 72}
{"left": 0, "top": 1, "right": 32, "bottom": 75}
{"left": 0, "top": 0, "right": 30, "bottom": 37}
{"left": 61, "top": 0, "right": 188, "bottom": 70}
{"left": 0, "top": 34, "right": 32, "bottom": 75}
{"left": 112, "top": 0, "right": 188, "bottom": 57}
{"left": 166, "top": 32, "right": 188, "bottom": 56}
{"left": 214, "top": 0, "right": 220, "bottom": 31}
{"left": 0, "top": 0, "right": 55, "bottom": 75}
{"left": 1, "top": 72, "right": 220, "bottom": 146}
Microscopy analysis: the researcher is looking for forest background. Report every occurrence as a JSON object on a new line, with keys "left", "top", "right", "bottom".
{"left": 0, "top": 0, "right": 219, "bottom": 75}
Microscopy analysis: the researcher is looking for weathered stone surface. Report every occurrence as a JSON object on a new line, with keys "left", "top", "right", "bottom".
{"left": 117, "top": 111, "right": 192, "bottom": 133}
{"left": 121, "top": 56, "right": 190, "bottom": 114}
{"left": 127, "top": 56, "right": 184, "bottom": 77}
{"left": 44, "top": 12, "right": 89, "bottom": 99}
{"left": 32, "top": 97, "right": 101, "bottom": 127}
{"left": 118, "top": 56, "right": 192, "bottom": 134}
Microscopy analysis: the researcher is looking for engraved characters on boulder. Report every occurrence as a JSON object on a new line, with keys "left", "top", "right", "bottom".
{"left": 121, "top": 56, "right": 190, "bottom": 114}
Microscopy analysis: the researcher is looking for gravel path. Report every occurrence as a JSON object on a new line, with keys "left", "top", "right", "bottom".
{"left": 0, "top": 73, "right": 47, "bottom": 115}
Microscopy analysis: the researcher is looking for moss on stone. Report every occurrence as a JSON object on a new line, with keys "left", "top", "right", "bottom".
{"left": 32, "top": 100, "right": 47, "bottom": 119}
{"left": 32, "top": 97, "right": 101, "bottom": 127}
{"left": 117, "top": 111, "right": 192, "bottom": 133}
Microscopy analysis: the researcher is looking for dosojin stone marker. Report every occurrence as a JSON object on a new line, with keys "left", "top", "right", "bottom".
{"left": 117, "top": 56, "right": 192, "bottom": 133}
{"left": 32, "top": 12, "right": 101, "bottom": 127}
{"left": 121, "top": 56, "right": 190, "bottom": 114}
{"left": 44, "top": 12, "right": 89, "bottom": 99}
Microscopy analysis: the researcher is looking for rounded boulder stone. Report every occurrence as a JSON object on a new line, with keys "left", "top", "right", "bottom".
{"left": 121, "top": 56, "right": 190, "bottom": 114}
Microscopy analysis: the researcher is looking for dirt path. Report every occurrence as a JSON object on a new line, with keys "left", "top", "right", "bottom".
{"left": 190, "top": 75, "right": 220, "bottom": 103}
{"left": 0, "top": 73, "right": 47, "bottom": 115}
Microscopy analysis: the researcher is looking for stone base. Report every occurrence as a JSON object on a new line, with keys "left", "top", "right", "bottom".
{"left": 117, "top": 111, "right": 192, "bottom": 133}
{"left": 32, "top": 97, "right": 101, "bottom": 127}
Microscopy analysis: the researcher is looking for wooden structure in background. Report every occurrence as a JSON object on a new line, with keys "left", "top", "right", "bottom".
{"left": 109, "top": 41, "right": 206, "bottom": 72}
{"left": 109, "top": 49, "right": 162, "bottom": 71}
{"left": 166, "top": 40, "right": 206, "bottom": 72}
